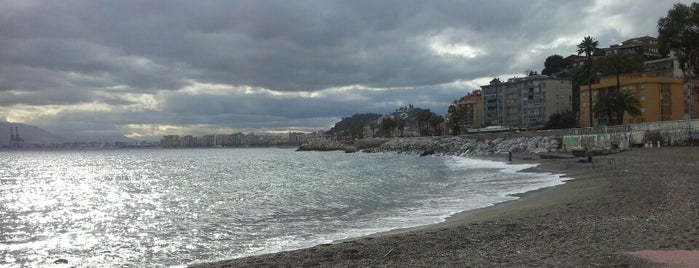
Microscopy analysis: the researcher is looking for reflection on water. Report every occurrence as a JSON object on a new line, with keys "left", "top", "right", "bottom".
{"left": 0, "top": 148, "right": 562, "bottom": 267}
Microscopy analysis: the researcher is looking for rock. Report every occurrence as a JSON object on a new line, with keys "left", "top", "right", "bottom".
{"left": 367, "top": 135, "right": 561, "bottom": 156}
{"left": 54, "top": 259, "right": 68, "bottom": 264}
{"left": 419, "top": 150, "right": 435, "bottom": 156}
{"left": 297, "top": 141, "right": 357, "bottom": 152}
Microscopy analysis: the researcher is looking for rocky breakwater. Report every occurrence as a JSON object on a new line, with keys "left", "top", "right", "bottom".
{"left": 297, "top": 135, "right": 562, "bottom": 156}
{"left": 296, "top": 141, "right": 358, "bottom": 153}
{"left": 371, "top": 135, "right": 561, "bottom": 156}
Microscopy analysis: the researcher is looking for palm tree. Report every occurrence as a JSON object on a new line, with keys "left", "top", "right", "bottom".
{"left": 428, "top": 115, "right": 445, "bottom": 136}
{"left": 381, "top": 117, "right": 396, "bottom": 137}
{"left": 577, "top": 36, "right": 599, "bottom": 63}
{"left": 595, "top": 53, "right": 644, "bottom": 93}
{"left": 611, "top": 90, "right": 642, "bottom": 125}
{"left": 592, "top": 92, "right": 615, "bottom": 126}
{"left": 593, "top": 90, "right": 642, "bottom": 125}
{"left": 578, "top": 36, "right": 599, "bottom": 127}
{"left": 395, "top": 117, "right": 406, "bottom": 137}
{"left": 416, "top": 109, "right": 433, "bottom": 136}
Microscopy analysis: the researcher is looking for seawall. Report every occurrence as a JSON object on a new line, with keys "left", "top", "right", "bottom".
{"left": 299, "top": 119, "right": 699, "bottom": 156}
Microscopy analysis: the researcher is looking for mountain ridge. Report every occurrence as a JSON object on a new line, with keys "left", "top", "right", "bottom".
{"left": 0, "top": 122, "right": 134, "bottom": 146}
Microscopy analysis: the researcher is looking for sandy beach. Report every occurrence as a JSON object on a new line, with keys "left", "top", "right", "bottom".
{"left": 191, "top": 146, "right": 699, "bottom": 267}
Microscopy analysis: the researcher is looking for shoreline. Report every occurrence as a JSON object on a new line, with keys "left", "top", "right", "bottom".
{"left": 191, "top": 147, "right": 698, "bottom": 267}
{"left": 344, "top": 153, "right": 570, "bottom": 239}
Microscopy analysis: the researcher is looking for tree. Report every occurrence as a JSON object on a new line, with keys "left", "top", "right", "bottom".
{"left": 577, "top": 36, "right": 599, "bottom": 127}
{"left": 658, "top": 2, "right": 699, "bottom": 101}
{"left": 447, "top": 99, "right": 466, "bottom": 135}
{"left": 416, "top": 109, "right": 433, "bottom": 136}
{"left": 395, "top": 117, "right": 406, "bottom": 137}
{"left": 524, "top": 70, "right": 538, "bottom": 76}
{"left": 658, "top": 3, "right": 699, "bottom": 75}
{"left": 448, "top": 120, "right": 461, "bottom": 135}
{"left": 428, "top": 114, "right": 445, "bottom": 136}
{"left": 592, "top": 92, "right": 616, "bottom": 126}
{"left": 568, "top": 65, "right": 587, "bottom": 117}
{"left": 611, "top": 90, "right": 642, "bottom": 125}
{"left": 327, "top": 113, "right": 382, "bottom": 135}
{"left": 350, "top": 125, "right": 364, "bottom": 139}
{"left": 593, "top": 90, "right": 642, "bottom": 125}
{"left": 577, "top": 36, "right": 599, "bottom": 63}
{"left": 541, "top": 54, "right": 566, "bottom": 76}
{"left": 544, "top": 110, "right": 577, "bottom": 129}
{"left": 595, "top": 53, "right": 644, "bottom": 76}
{"left": 381, "top": 117, "right": 396, "bottom": 137}
{"left": 595, "top": 53, "right": 644, "bottom": 93}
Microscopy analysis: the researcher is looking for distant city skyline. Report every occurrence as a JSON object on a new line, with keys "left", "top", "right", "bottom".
{"left": 1, "top": 0, "right": 691, "bottom": 140}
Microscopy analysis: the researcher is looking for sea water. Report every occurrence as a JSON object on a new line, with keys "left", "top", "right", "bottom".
{"left": 0, "top": 148, "right": 563, "bottom": 267}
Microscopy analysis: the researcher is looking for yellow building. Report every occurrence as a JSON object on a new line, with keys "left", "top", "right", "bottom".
{"left": 463, "top": 90, "right": 483, "bottom": 130}
{"left": 580, "top": 73, "right": 684, "bottom": 127}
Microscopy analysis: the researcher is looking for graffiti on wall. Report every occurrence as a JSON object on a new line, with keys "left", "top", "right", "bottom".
{"left": 562, "top": 132, "right": 631, "bottom": 151}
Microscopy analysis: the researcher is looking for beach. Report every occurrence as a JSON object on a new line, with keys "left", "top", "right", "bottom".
{"left": 191, "top": 146, "right": 699, "bottom": 267}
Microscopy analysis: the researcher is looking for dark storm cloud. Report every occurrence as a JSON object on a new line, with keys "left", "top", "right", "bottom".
{"left": 1, "top": 0, "right": 587, "bottom": 92}
{"left": 1, "top": 0, "right": 691, "bottom": 139}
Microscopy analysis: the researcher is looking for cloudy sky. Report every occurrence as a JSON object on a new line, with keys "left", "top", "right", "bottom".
{"left": 0, "top": 0, "right": 691, "bottom": 141}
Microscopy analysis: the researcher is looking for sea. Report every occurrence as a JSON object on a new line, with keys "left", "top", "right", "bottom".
{"left": 0, "top": 148, "right": 564, "bottom": 267}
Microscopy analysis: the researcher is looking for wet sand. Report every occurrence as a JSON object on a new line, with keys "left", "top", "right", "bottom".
{"left": 191, "top": 147, "right": 699, "bottom": 267}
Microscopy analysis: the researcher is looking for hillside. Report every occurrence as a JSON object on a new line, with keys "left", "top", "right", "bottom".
{"left": 0, "top": 122, "right": 71, "bottom": 146}
{"left": 326, "top": 113, "right": 382, "bottom": 134}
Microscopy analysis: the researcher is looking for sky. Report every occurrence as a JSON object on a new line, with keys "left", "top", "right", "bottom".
{"left": 0, "top": 0, "right": 692, "bottom": 141}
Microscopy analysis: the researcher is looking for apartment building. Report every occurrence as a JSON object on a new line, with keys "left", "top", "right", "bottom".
{"left": 580, "top": 73, "right": 685, "bottom": 126}
{"left": 463, "top": 90, "right": 483, "bottom": 129}
{"left": 449, "top": 90, "right": 484, "bottom": 131}
{"left": 480, "top": 75, "right": 573, "bottom": 127}
{"left": 644, "top": 57, "right": 682, "bottom": 78}
{"left": 605, "top": 36, "right": 661, "bottom": 59}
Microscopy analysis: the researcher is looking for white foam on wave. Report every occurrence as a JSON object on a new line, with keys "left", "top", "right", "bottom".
{"left": 382, "top": 156, "right": 566, "bottom": 229}
{"left": 232, "top": 155, "right": 567, "bottom": 263}
{"left": 328, "top": 157, "right": 564, "bottom": 246}
{"left": 444, "top": 156, "right": 538, "bottom": 173}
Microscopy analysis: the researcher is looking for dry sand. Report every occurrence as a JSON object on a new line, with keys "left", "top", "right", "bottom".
{"left": 191, "top": 147, "right": 699, "bottom": 267}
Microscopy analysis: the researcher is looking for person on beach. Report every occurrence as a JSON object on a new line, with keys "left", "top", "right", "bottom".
{"left": 577, "top": 155, "right": 593, "bottom": 163}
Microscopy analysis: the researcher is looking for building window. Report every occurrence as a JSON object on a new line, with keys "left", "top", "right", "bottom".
{"left": 640, "top": 108, "right": 645, "bottom": 113}
{"left": 640, "top": 96, "right": 645, "bottom": 101}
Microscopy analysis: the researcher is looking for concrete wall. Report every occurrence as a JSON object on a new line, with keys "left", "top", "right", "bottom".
{"left": 563, "top": 133, "right": 632, "bottom": 151}
{"left": 562, "top": 119, "right": 699, "bottom": 151}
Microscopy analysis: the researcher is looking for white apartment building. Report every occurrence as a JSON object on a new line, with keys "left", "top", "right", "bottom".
{"left": 480, "top": 75, "right": 573, "bottom": 127}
